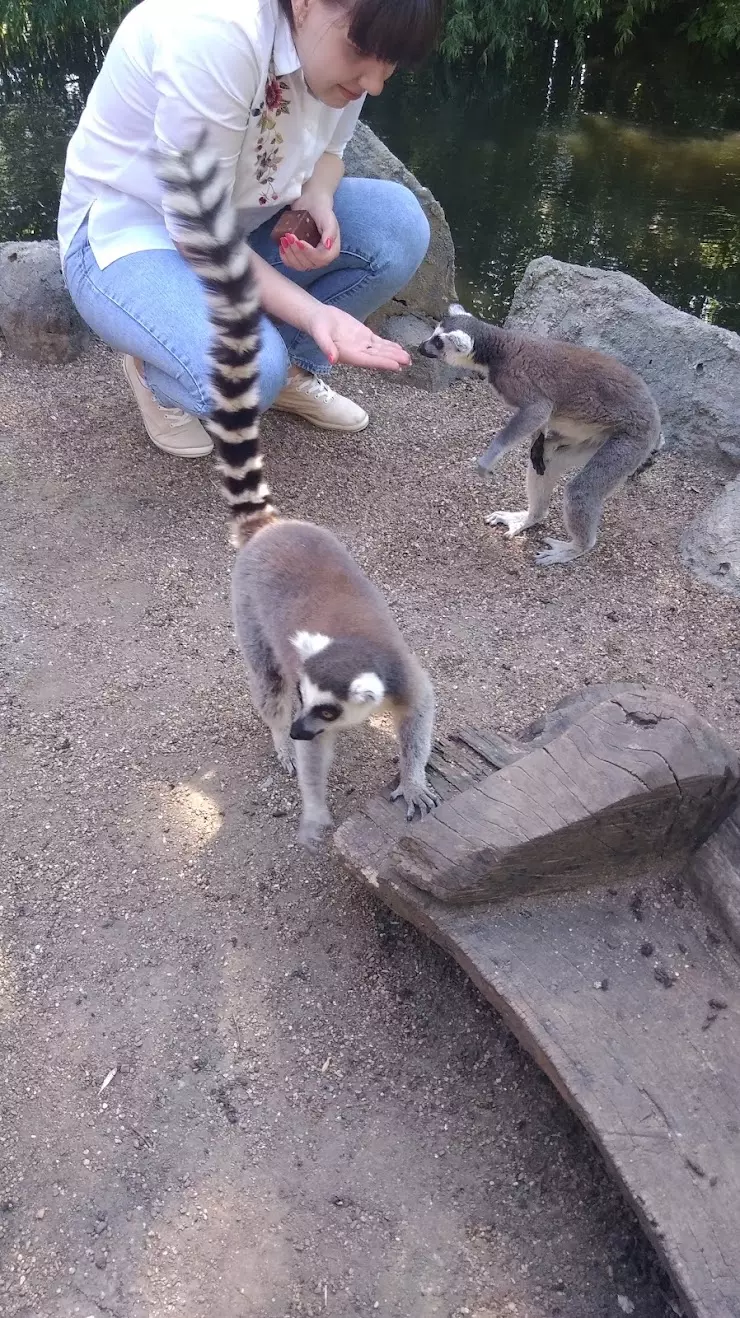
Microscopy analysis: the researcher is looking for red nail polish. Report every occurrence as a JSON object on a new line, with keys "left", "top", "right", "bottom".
{"left": 325, "top": 238, "right": 332, "bottom": 250}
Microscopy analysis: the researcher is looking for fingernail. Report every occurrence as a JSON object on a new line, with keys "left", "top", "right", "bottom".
{"left": 325, "top": 238, "right": 332, "bottom": 250}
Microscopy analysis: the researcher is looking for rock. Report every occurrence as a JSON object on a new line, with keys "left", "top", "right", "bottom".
{"left": 505, "top": 256, "right": 740, "bottom": 466}
{"left": 343, "top": 121, "right": 457, "bottom": 323}
{"left": 371, "top": 312, "right": 467, "bottom": 392}
{"left": 0, "top": 240, "right": 92, "bottom": 364}
{"left": 681, "top": 474, "right": 740, "bottom": 596}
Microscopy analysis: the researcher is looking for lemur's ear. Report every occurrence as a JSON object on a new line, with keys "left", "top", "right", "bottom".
{"left": 448, "top": 329, "right": 474, "bottom": 354}
{"left": 448, "top": 302, "right": 467, "bottom": 317}
{"left": 348, "top": 672, "right": 385, "bottom": 704}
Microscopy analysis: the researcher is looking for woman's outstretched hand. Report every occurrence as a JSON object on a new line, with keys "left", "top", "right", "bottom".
{"left": 306, "top": 303, "right": 411, "bottom": 371}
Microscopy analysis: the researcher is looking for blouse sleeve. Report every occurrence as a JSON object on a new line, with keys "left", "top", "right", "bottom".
{"left": 324, "top": 95, "right": 367, "bottom": 159}
{"left": 151, "top": 12, "right": 261, "bottom": 233}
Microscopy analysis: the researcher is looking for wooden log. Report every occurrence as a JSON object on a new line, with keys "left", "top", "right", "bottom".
{"left": 690, "top": 802, "right": 740, "bottom": 953}
{"left": 335, "top": 828, "right": 740, "bottom": 1318}
{"left": 334, "top": 683, "right": 740, "bottom": 1318}
{"left": 388, "top": 686, "right": 740, "bottom": 905}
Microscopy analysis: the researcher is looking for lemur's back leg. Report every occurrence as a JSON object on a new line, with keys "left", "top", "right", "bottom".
{"left": 485, "top": 435, "right": 587, "bottom": 537}
{"left": 239, "top": 621, "right": 296, "bottom": 775}
{"left": 537, "top": 431, "right": 650, "bottom": 566}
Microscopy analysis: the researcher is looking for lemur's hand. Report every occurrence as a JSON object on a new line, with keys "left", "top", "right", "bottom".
{"left": 477, "top": 435, "right": 507, "bottom": 474}
{"left": 391, "top": 777, "right": 439, "bottom": 821}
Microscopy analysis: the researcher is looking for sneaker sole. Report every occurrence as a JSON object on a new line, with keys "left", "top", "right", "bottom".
{"left": 122, "top": 357, "right": 214, "bottom": 458}
{"left": 272, "top": 403, "right": 370, "bottom": 433}
{"left": 147, "top": 434, "right": 215, "bottom": 458}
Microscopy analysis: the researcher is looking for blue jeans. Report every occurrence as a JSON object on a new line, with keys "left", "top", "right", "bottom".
{"left": 62, "top": 177, "right": 429, "bottom": 415}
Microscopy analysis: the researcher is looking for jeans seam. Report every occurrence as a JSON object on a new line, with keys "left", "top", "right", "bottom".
{"left": 66, "top": 245, "right": 211, "bottom": 413}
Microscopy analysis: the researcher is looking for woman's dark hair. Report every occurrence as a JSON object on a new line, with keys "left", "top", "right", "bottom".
{"left": 278, "top": 0, "right": 443, "bottom": 67}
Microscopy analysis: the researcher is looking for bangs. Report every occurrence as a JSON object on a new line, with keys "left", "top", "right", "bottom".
{"left": 346, "top": 0, "right": 442, "bottom": 66}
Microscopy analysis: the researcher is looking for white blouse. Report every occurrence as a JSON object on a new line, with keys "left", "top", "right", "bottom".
{"left": 57, "top": 0, "right": 366, "bottom": 269}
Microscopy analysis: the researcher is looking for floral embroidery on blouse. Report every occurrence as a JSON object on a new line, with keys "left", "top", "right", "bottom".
{"left": 253, "top": 65, "right": 291, "bottom": 206}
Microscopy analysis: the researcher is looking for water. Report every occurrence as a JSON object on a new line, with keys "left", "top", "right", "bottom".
{"left": 2, "top": 29, "right": 739, "bottom": 331}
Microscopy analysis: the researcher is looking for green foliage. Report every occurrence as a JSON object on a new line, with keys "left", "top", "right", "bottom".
{"left": 0, "top": 0, "right": 128, "bottom": 51}
{"left": 441, "top": 0, "right": 740, "bottom": 63}
{"left": 1, "top": 0, "right": 739, "bottom": 62}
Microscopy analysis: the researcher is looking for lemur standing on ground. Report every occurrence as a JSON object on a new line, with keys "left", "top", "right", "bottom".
{"left": 419, "top": 305, "right": 662, "bottom": 566}
{"left": 157, "top": 133, "right": 438, "bottom": 848}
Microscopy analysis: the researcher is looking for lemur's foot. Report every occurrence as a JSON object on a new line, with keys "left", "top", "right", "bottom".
{"left": 535, "top": 537, "right": 590, "bottom": 566}
{"left": 272, "top": 734, "right": 297, "bottom": 777}
{"left": 297, "top": 808, "right": 333, "bottom": 850}
{"left": 485, "top": 509, "right": 536, "bottom": 537}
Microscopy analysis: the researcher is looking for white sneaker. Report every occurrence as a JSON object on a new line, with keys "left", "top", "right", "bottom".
{"left": 272, "top": 369, "right": 369, "bottom": 432}
{"left": 122, "top": 355, "right": 213, "bottom": 458}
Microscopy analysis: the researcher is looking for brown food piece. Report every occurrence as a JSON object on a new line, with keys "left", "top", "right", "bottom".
{"left": 271, "top": 209, "right": 321, "bottom": 248}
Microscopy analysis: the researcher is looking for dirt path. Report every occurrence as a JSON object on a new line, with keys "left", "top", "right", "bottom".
{"left": 2, "top": 342, "right": 738, "bottom": 1318}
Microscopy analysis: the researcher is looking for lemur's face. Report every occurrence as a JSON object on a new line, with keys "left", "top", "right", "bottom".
{"left": 288, "top": 631, "right": 387, "bottom": 741}
{"left": 418, "top": 304, "right": 476, "bottom": 368}
{"left": 290, "top": 668, "right": 385, "bottom": 740}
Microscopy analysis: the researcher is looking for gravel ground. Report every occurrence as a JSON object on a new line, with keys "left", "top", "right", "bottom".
{"left": 2, "top": 340, "right": 739, "bottom": 1318}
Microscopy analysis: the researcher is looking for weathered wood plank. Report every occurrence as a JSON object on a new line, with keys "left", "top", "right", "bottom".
{"left": 390, "top": 687, "right": 740, "bottom": 905}
{"left": 334, "top": 823, "right": 740, "bottom": 1318}
{"left": 451, "top": 726, "right": 525, "bottom": 769}
{"left": 333, "top": 683, "right": 740, "bottom": 1318}
{"left": 691, "top": 803, "right": 740, "bottom": 953}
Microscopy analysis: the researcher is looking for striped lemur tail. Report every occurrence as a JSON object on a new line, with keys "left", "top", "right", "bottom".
{"left": 157, "top": 131, "right": 276, "bottom": 548}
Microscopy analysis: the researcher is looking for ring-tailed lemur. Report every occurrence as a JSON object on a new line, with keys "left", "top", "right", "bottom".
{"left": 157, "top": 133, "right": 439, "bottom": 847}
{"left": 419, "top": 305, "right": 663, "bottom": 566}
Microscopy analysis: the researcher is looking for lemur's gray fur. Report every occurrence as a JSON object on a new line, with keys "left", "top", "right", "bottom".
{"left": 158, "top": 132, "right": 438, "bottom": 848}
{"left": 419, "top": 304, "right": 663, "bottom": 565}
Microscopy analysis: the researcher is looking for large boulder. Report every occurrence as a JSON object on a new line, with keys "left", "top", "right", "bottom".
{"left": 0, "top": 240, "right": 92, "bottom": 364}
{"left": 681, "top": 474, "right": 740, "bottom": 597}
{"left": 505, "top": 256, "right": 740, "bottom": 466}
{"left": 344, "top": 121, "right": 457, "bottom": 324}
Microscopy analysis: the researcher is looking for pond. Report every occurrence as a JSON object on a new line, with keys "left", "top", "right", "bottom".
{"left": 1, "top": 26, "right": 739, "bottom": 331}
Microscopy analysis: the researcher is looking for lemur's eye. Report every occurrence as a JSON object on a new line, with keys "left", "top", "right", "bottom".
{"left": 315, "top": 704, "right": 340, "bottom": 721}
{"left": 432, "top": 334, "right": 444, "bottom": 349}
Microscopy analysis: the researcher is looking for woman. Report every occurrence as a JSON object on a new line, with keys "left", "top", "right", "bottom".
{"left": 58, "top": 0, "right": 442, "bottom": 457}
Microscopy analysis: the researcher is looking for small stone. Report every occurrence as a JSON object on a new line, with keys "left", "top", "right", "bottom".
{"left": 640, "top": 941, "right": 654, "bottom": 957}
{"left": 35, "top": 1207, "right": 46, "bottom": 1220}
{"left": 654, "top": 965, "right": 674, "bottom": 988}
{"left": 617, "top": 1297, "right": 635, "bottom": 1315}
